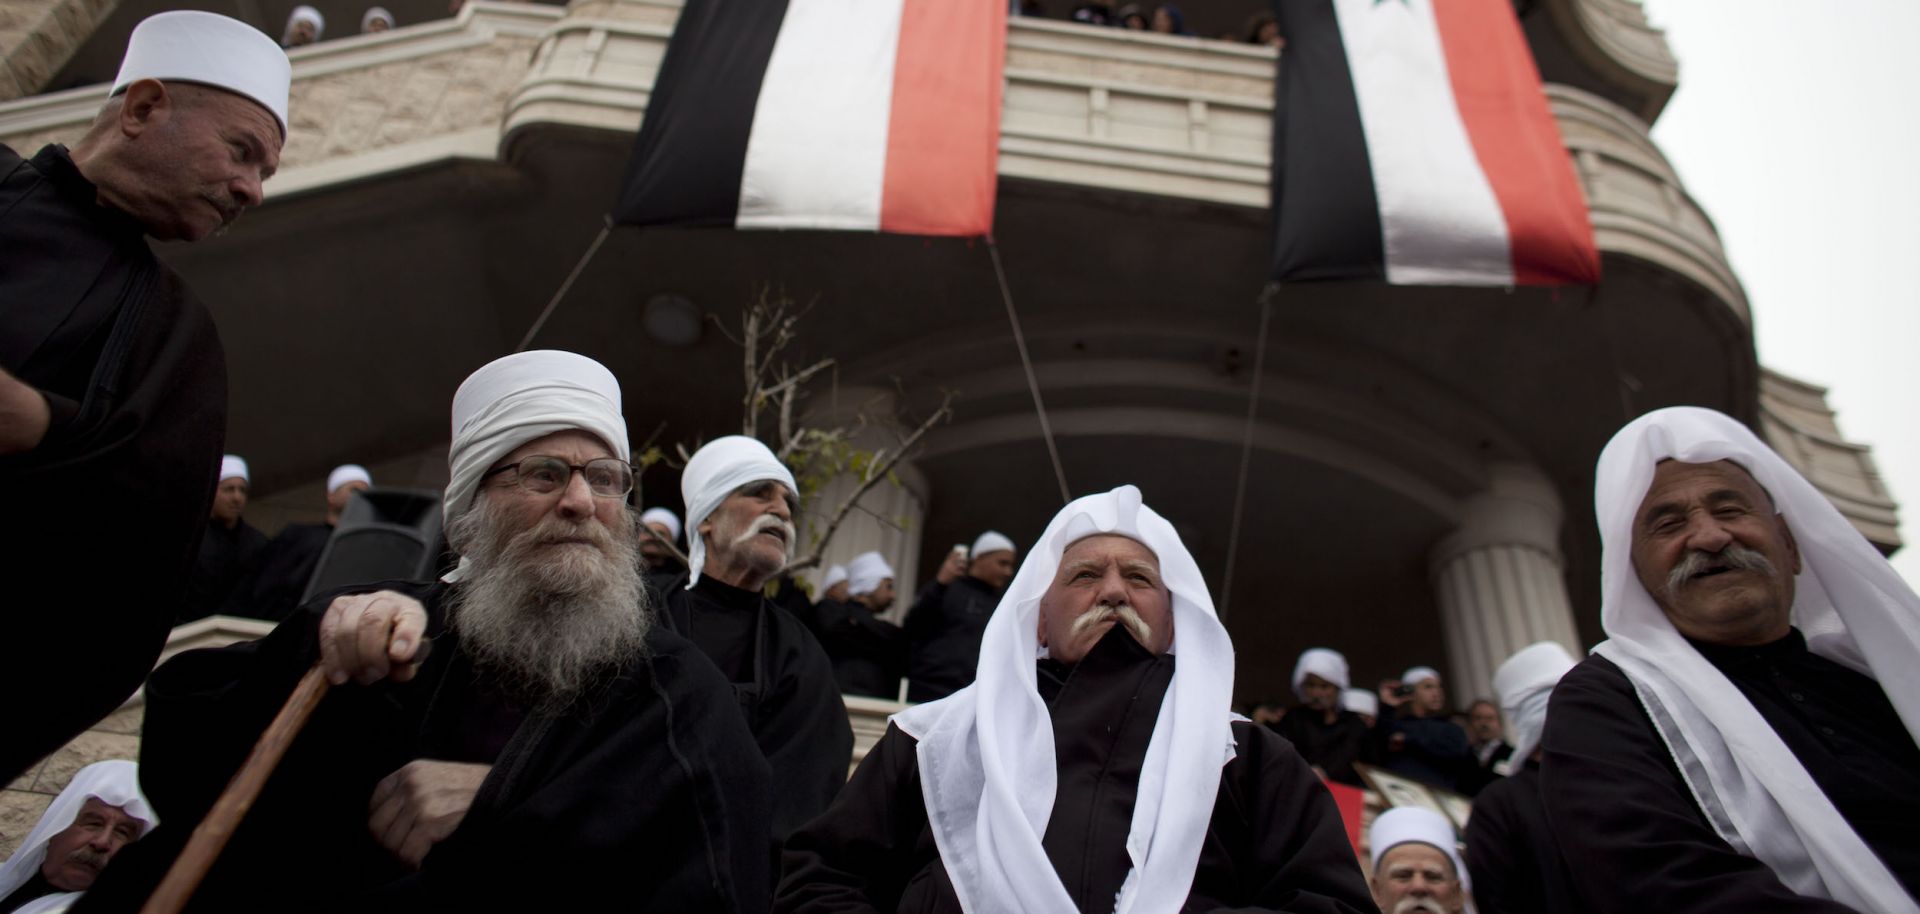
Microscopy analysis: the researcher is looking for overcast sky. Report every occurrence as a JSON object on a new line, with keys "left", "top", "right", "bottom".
{"left": 1641, "top": 0, "right": 1920, "bottom": 582}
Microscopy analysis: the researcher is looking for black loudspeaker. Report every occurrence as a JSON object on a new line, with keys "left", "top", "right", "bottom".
{"left": 300, "top": 488, "right": 445, "bottom": 604}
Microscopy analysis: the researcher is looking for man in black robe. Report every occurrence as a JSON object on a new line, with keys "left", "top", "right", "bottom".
{"left": 813, "top": 551, "right": 906, "bottom": 699}
{"left": 777, "top": 486, "right": 1375, "bottom": 913}
{"left": 0, "top": 11, "right": 289, "bottom": 784}
{"left": 652, "top": 435, "right": 853, "bottom": 851}
{"left": 1541, "top": 407, "right": 1920, "bottom": 912}
{"left": 219, "top": 463, "right": 371, "bottom": 620}
{"left": 180, "top": 455, "right": 268, "bottom": 623}
{"left": 1465, "top": 642, "right": 1581, "bottom": 914}
{"left": 903, "top": 531, "right": 1017, "bottom": 701}
{"left": 74, "top": 350, "right": 771, "bottom": 913}
{"left": 1372, "top": 666, "right": 1473, "bottom": 794}
{"left": 1274, "top": 647, "right": 1370, "bottom": 786}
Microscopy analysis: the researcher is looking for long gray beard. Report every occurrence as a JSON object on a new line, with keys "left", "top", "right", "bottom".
{"left": 446, "top": 497, "right": 649, "bottom": 714}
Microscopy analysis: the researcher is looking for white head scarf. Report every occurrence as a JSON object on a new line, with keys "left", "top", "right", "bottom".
{"left": 846, "top": 551, "right": 894, "bottom": 596}
{"left": 1590, "top": 406, "right": 1920, "bottom": 912}
{"left": 1290, "top": 647, "right": 1350, "bottom": 700}
{"left": 1342, "top": 687, "right": 1378, "bottom": 718}
{"left": 970, "top": 530, "right": 1015, "bottom": 559}
{"left": 281, "top": 5, "right": 324, "bottom": 44}
{"left": 1401, "top": 666, "right": 1439, "bottom": 687}
{"left": 821, "top": 564, "right": 849, "bottom": 590}
{"left": 326, "top": 464, "right": 371, "bottom": 495}
{"left": 639, "top": 507, "right": 682, "bottom": 542}
{"left": 1491, "top": 641, "right": 1574, "bottom": 775}
{"left": 891, "top": 485, "right": 1236, "bottom": 914}
{"left": 218, "top": 454, "right": 249, "bottom": 484}
{"left": 1368, "top": 806, "right": 1467, "bottom": 891}
{"left": 441, "top": 350, "right": 628, "bottom": 583}
{"left": 679, "top": 435, "right": 796, "bottom": 587}
{"left": 0, "top": 761, "right": 156, "bottom": 913}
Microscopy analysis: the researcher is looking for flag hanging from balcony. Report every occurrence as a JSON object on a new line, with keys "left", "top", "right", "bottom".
{"left": 1270, "top": 0, "right": 1600, "bottom": 286}
{"left": 611, "top": 0, "right": 1005, "bottom": 237}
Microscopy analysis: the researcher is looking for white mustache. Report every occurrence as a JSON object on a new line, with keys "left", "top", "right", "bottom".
{"left": 1392, "top": 900, "right": 1447, "bottom": 914}
{"left": 1071, "top": 602, "right": 1152, "bottom": 645}
{"left": 732, "top": 514, "right": 796, "bottom": 549}
{"left": 1665, "top": 543, "right": 1776, "bottom": 600}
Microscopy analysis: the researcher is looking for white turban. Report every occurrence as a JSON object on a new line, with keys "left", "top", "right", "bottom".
{"left": 970, "top": 530, "right": 1015, "bottom": 559}
{"left": 283, "top": 5, "right": 324, "bottom": 43}
{"left": 361, "top": 6, "right": 394, "bottom": 31}
{"left": 1589, "top": 406, "right": 1920, "bottom": 911}
{"left": 326, "top": 464, "right": 371, "bottom": 495}
{"left": 219, "top": 454, "right": 249, "bottom": 484}
{"left": 1342, "top": 687, "right": 1378, "bottom": 718}
{"left": 442, "top": 350, "right": 627, "bottom": 583}
{"left": 846, "top": 551, "right": 894, "bottom": 596}
{"left": 1491, "top": 641, "right": 1575, "bottom": 775}
{"left": 679, "top": 435, "right": 796, "bottom": 587}
{"left": 821, "top": 564, "right": 849, "bottom": 590}
{"left": 1368, "top": 806, "right": 1467, "bottom": 890}
{"left": 1290, "top": 647, "right": 1350, "bottom": 700}
{"left": 639, "top": 507, "right": 682, "bottom": 542}
{"left": 113, "top": 11, "right": 291, "bottom": 137}
{"left": 1401, "top": 666, "right": 1440, "bottom": 687}
{"left": 0, "top": 760, "right": 156, "bottom": 913}
{"left": 892, "top": 485, "right": 1236, "bottom": 914}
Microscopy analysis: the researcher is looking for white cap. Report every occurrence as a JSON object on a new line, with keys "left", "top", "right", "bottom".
{"left": 640, "top": 507, "right": 682, "bottom": 542}
{"left": 680, "top": 436, "right": 797, "bottom": 587}
{"left": 112, "top": 11, "right": 291, "bottom": 137}
{"left": 821, "top": 564, "right": 849, "bottom": 589}
{"left": 219, "top": 454, "right": 249, "bottom": 484}
{"left": 1401, "top": 666, "right": 1441, "bottom": 687}
{"left": 970, "top": 530, "right": 1016, "bottom": 559}
{"left": 1368, "top": 806, "right": 1468, "bottom": 891}
{"left": 847, "top": 551, "right": 894, "bottom": 596}
{"left": 327, "top": 464, "right": 371, "bottom": 494}
{"left": 1342, "top": 687, "right": 1378, "bottom": 718}
{"left": 1291, "top": 647, "right": 1350, "bottom": 699}
{"left": 361, "top": 7, "right": 394, "bottom": 31}
{"left": 283, "top": 5, "right": 325, "bottom": 43}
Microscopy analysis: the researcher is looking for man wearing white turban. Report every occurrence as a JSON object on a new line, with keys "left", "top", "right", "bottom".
{"left": 815, "top": 551, "right": 907, "bottom": 699}
{"left": 904, "top": 530, "right": 1019, "bottom": 702}
{"left": 1542, "top": 406, "right": 1920, "bottom": 912}
{"left": 76, "top": 351, "right": 772, "bottom": 913}
{"left": 1465, "top": 641, "right": 1580, "bottom": 914}
{"left": 281, "top": 5, "right": 324, "bottom": 47}
{"left": 0, "top": 761, "right": 154, "bottom": 914}
{"left": 1273, "top": 647, "right": 1370, "bottom": 786}
{"left": 649, "top": 435, "right": 851, "bottom": 854}
{"left": 182, "top": 455, "right": 268, "bottom": 622}
{"left": 1367, "top": 807, "right": 1467, "bottom": 914}
{"left": 220, "top": 463, "right": 373, "bottom": 620}
{"left": 0, "top": 9, "right": 289, "bottom": 783}
{"left": 637, "top": 505, "right": 684, "bottom": 572}
{"left": 819, "top": 563, "right": 851, "bottom": 604}
{"left": 778, "top": 486, "right": 1374, "bottom": 913}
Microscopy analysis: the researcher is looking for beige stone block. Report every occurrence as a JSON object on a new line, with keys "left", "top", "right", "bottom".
{"left": 371, "top": 114, "right": 426, "bottom": 148}
{"left": 93, "top": 704, "right": 144, "bottom": 736}
{"left": 6, "top": 28, "right": 58, "bottom": 95}
{"left": 320, "top": 99, "right": 385, "bottom": 156}
{"left": 388, "top": 70, "right": 448, "bottom": 122}
{"left": 0, "top": 789, "right": 55, "bottom": 859}
{"left": 28, "top": 731, "right": 140, "bottom": 795}
{"left": 7, "top": 759, "right": 47, "bottom": 792}
{"left": 0, "top": 59, "right": 25, "bottom": 102}
{"left": 0, "top": 3, "right": 43, "bottom": 32}
{"left": 426, "top": 86, "right": 492, "bottom": 133}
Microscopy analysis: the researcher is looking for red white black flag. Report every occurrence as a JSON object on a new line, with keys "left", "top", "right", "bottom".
{"left": 1271, "top": 0, "right": 1601, "bottom": 285}
{"left": 612, "top": 0, "right": 1006, "bottom": 237}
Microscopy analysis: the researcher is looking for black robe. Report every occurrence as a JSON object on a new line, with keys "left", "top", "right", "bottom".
{"left": 217, "top": 521, "right": 331, "bottom": 621}
{"left": 1373, "top": 706, "right": 1473, "bottom": 793}
{"left": 813, "top": 597, "right": 907, "bottom": 699}
{"left": 180, "top": 518, "right": 268, "bottom": 623}
{"left": 776, "top": 627, "right": 1379, "bottom": 913}
{"left": 1541, "top": 639, "right": 1920, "bottom": 913}
{"left": 0, "top": 144, "right": 227, "bottom": 784}
{"left": 902, "top": 575, "right": 1002, "bottom": 702}
{"left": 72, "top": 580, "right": 771, "bottom": 913}
{"left": 1272, "top": 706, "right": 1370, "bottom": 787}
{"left": 651, "top": 572, "right": 854, "bottom": 848}
{"left": 1464, "top": 760, "right": 1582, "bottom": 914}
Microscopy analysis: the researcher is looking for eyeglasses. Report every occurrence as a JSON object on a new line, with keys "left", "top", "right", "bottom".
{"left": 480, "top": 455, "right": 634, "bottom": 498}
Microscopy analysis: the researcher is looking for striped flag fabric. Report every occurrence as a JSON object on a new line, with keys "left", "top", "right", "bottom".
{"left": 612, "top": 0, "right": 1006, "bottom": 237}
{"left": 1271, "top": 0, "right": 1601, "bottom": 286}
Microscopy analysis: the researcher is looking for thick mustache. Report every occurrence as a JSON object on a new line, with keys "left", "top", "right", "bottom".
{"left": 1071, "top": 603, "right": 1152, "bottom": 645}
{"left": 735, "top": 514, "right": 795, "bottom": 545}
{"left": 1665, "top": 543, "right": 1776, "bottom": 601}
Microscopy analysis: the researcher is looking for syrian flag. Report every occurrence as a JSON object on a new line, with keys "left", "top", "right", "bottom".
{"left": 612, "top": 0, "right": 1006, "bottom": 237}
{"left": 1271, "top": 0, "right": 1600, "bottom": 286}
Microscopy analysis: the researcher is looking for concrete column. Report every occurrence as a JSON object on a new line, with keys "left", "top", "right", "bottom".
{"left": 796, "top": 387, "right": 929, "bottom": 621}
{"left": 1428, "top": 463, "right": 1582, "bottom": 706}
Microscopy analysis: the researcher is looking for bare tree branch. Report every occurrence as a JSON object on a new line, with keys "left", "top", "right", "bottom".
{"left": 636, "top": 516, "right": 691, "bottom": 568}
{"left": 779, "top": 390, "right": 955, "bottom": 577}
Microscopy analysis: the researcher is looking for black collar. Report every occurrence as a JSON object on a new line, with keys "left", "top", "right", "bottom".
{"left": 1687, "top": 626, "right": 1807, "bottom": 672}
{"left": 31, "top": 144, "right": 149, "bottom": 241}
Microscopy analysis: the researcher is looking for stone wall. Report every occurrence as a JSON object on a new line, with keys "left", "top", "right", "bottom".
{"left": 0, "top": 0, "right": 118, "bottom": 100}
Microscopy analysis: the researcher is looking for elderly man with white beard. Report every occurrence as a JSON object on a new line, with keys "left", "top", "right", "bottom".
{"left": 1366, "top": 808, "right": 1467, "bottom": 914}
{"left": 649, "top": 435, "right": 852, "bottom": 854}
{"left": 776, "top": 486, "right": 1375, "bottom": 914}
{"left": 1541, "top": 407, "right": 1920, "bottom": 913}
{"left": 72, "top": 351, "right": 772, "bottom": 913}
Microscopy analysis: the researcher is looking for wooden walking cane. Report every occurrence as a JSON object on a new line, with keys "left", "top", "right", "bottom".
{"left": 139, "top": 665, "right": 332, "bottom": 914}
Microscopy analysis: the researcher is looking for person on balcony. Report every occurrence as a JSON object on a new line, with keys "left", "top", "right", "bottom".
{"left": 220, "top": 464, "right": 373, "bottom": 621}
{"left": 0, "top": 10, "right": 287, "bottom": 785}
{"left": 281, "top": 6, "right": 324, "bottom": 48}
{"left": 1273, "top": 647, "right": 1370, "bottom": 786}
{"left": 905, "top": 531, "right": 1017, "bottom": 702}
{"left": 650, "top": 435, "right": 852, "bottom": 854}
{"left": 814, "top": 551, "right": 907, "bottom": 700}
{"left": 1542, "top": 406, "right": 1920, "bottom": 913}
{"left": 776, "top": 486, "right": 1374, "bottom": 913}
{"left": 181, "top": 455, "right": 269, "bottom": 623}
{"left": 360, "top": 7, "right": 395, "bottom": 34}
{"left": 71, "top": 351, "right": 772, "bottom": 913}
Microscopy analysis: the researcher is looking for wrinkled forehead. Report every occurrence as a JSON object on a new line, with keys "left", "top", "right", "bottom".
{"left": 1057, "top": 532, "right": 1160, "bottom": 572}
{"left": 72, "top": 796, "right": 144, "bottom": 828}
{"left": 1635, "top": 457, "right": 1777, "bottom": 519}
{"left": 1377, "top": 841, "right": 1456, "bottom": 878}
{"left": 501, "top": 428, "right": 618, "bottom": 463}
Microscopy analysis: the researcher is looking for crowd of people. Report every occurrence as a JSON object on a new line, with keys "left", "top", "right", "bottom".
{"left": 4, "top": 8, "right": 1917, "bottom": 914}
{"left": 1024, "top": 0, "right": 1285, "bottom": 46}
